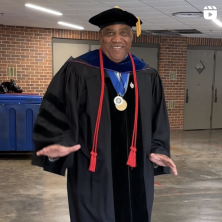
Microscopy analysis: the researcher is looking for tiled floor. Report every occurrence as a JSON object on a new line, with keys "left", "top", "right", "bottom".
{"left": 0, "top": 130, "right": 222, "bottom": 222}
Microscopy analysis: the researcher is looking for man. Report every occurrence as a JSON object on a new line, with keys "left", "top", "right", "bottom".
{"left": 32, "top": 6, "right": 177, "bottom": 222}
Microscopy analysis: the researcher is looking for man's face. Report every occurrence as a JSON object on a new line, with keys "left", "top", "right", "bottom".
{"left": 99, "top": 24, "right": 133, "bottom": 63}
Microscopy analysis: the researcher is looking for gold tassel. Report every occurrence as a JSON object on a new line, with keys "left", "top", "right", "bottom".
{"left": 114, "top": 6, "right": 141, "bottom": 37}
{"left": 136, "top": 16, "right": 141, "bottom": 37}
{"left": 114, "top": 6, "right": 124, "bottom": 11}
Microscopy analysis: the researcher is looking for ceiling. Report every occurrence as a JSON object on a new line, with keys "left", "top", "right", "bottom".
{"left": 0, "top": 0, "right": 222, "bottom": 38}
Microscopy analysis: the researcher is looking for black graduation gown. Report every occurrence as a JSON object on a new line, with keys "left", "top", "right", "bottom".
{"left": 32, "top": 56, "right": 170, "bottom": 222}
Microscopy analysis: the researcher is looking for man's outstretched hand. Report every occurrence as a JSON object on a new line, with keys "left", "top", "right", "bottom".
{"left": 36, "top": 144, "right": 81, "bottom": 158}
{"left": 149, "top": 153, "right": 178, "bottom": 175}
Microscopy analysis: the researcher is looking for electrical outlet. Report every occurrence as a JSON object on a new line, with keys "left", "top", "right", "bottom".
{"left": 7, "top": 67, "right": 17, "bottom": 77}
{"left": 168, "top": 101, "right": 175, "bottom": 109}
{"left": 169, "top": 71, "right": 177, "bottom": 80}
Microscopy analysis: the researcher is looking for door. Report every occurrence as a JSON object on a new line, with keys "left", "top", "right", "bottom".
{"left": 212, "top": 51, "right": 222, "bottom": 129}
{"left": 184, "top": 50, "right": 214, "bottom": 130}
{"left": 130, "top": 47, "right": 158, "bottom": 70}
{"left": 53, "top": 43, "right": 89, "bottom": 76}
{"left": 91, "top": 45, "right": 100, "bottom": 51}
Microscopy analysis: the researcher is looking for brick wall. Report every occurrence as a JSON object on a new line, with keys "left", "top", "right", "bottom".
{"left": 158, "top": 37, "right": 187, "bottom": 129}
{"left": 1, "top": 25, "right": 222, "bottom": 129}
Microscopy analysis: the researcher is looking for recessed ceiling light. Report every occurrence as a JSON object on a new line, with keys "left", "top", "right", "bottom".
{"left": 58, "top": 22, "right": 84, "bottom": 30}
{"left": 25, "top": 4, "right": 63, "bottom": 16}
{"left": 172, "top": 12, "right": 203, "bottom": 18}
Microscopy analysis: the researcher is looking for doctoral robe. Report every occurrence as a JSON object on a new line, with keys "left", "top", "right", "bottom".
{"left": 32, "top": 50, "right": 170, "bottom": 222}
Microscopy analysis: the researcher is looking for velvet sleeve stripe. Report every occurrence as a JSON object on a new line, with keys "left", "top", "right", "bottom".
{"left": 34, "top": 124, "right": 62, "bottom": 138}
{"left": 38, "top": 108, "right": 70, "bottom": 131}
{"left": 44, "top": 91, "right": 66, "bottom": 113}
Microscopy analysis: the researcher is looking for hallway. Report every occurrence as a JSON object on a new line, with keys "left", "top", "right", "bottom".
{"left": 0, "top": 130, "right": 222, "bottom": 222}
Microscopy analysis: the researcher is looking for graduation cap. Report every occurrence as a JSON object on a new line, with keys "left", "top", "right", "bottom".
{"left": 89, "top": 6, "right": 142, "bottom": 37}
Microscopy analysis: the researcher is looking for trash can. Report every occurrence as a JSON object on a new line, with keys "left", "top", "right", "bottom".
{"left": 0, "top": 94, "right": 42, "bottom": 151}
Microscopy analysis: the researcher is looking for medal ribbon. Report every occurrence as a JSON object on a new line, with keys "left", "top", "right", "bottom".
{"left": 89, "top": 48, "right": 138, "bottom": 172}
{"left": 106, "top": 70, "right": 129, "bottom": 96}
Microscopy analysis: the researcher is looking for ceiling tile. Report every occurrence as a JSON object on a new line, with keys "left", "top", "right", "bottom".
{"left": 1, "top": 14, "right": 28, "bottom": 20}
{"left": 0, "top": 9, "right": 20, "bottom": 17}
{"left": 67, "top": 18, "right": 89, "bottom": 22}
{"left": 79, "top": 8, "right": 110, "bottom": 14}
{"left": 125, "top": 7, "right": 156, "bottom": 13}
{"left": 1, "top": 7, "right": 63, "bottom": 22}
{"left": 64, "top": 3, "right": 110, "bottom": 10}
{"left": 141, "top": 25, "right": 164, "bottom": 30}
{"left": 195, "top": 5, "right": 222, "bottom": 11}
{"left": 142, "top": 0, "right": 185, "bottom": 1}
{"left": 96, "top": 0, "right": 139, "bottom": 2}
{"left": 139, "top": 11, "right": 167, "bottom": 18}
{"left": 198, "top": 28, "right": 222, "bottom": 32}
{"left": 155, "top": 6, "right": 199, "bottom": 13}
{"left": 50, "top": 0, "right": 95, "bottom": 3}
{"left": 207, "top": 34, "right": 222, "bottom": 37}
{"left": 181, "top": 34, "right": 210, "bottom": 37}
{"left": 186, "top": 0, "right": 222, "bottom": 5}
{"left": 176, "top": 19, "right": 211, "bottom": 25}
{"left": 158, "top": 24, "right": 192, "bottom": 29}
{"left": 0, "top": 4, "right": 35, "bottom": 14}
{"left": 153, "top": 20, "right": 184, "bottom": 25}
{"left": 103, "top": 1, "right": 148, "bottom": 8}
{"left": 203, "top": 31, "right": 222, "bottom": 34}
{"left": 191, "top": 23, "right": 222, "bottom": 29}
{"left": 145, "top": 16, "right": 180, "bottom": 22}
{"left": 62, "top": 9, "right": 89, "bottom": 15}
{"left": 2, "top": 19, "right": 32, "bottom": 27}
{"left": 134, "top": 11, "right": 164, "bottom": 17}
{"left": 186, "top": 0, "right": 222, "bottom": 11}
{"left": 33, "top": 3, "right": 72, "bottom": 10}
{"left": 175, "top": 17, "right": 204, "bottom": 22}
{"left": 63, "top": 13, "right": 91, "bottom": 19}
{"left": 143, "top": 1, "right": 191, "bottom": 7}
{"left": 5, "top": 0, "right": 55, "bottom": 5}
{"left": 0, "top": 2, "right": 66, "bottom": 16}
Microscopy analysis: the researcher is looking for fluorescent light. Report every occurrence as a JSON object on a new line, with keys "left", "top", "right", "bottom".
{"left": 25, "top": 4, "right": 63, "bottom": 16}
{"left": 172, "top": 12, "right": 203, "bottom": 18}
{"left": 212, "top": 18, "right": 222, "bottom": 27}
{"left": 58, "top": 22, "right": 84, "bottom": 30}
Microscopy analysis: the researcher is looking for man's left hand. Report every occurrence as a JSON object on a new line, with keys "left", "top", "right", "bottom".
{"left": 149, "top": 153, "right": 178, "bottom": 175}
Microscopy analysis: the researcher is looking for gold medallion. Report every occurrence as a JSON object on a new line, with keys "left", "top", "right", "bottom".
{"left": 115, "top": 99, "right": 127, "bottom": 111}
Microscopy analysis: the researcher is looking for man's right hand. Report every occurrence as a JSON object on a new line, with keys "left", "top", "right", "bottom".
{"left": 36, "top": 144, "right": 81, "bottom": 158}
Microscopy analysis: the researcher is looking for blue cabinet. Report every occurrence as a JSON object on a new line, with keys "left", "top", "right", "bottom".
{"left": 0, "top": 94, "right": 42, "bottom": 151}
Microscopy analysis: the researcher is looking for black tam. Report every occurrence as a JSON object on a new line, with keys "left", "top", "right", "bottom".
{"left": 89, "top": 7, "right": 143, "bottom": 30}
